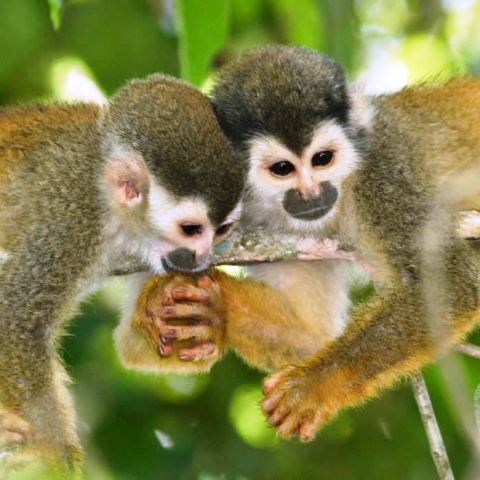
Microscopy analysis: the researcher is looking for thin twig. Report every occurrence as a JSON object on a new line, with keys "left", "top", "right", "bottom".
{"left": 455, "top": 343, "right": 480, "bottom": 359}
{"left": 411, "top": 374, "right": 455, "bottom": 480}
{"left": 106, "top": 208, "right": 480, "bottom": 275}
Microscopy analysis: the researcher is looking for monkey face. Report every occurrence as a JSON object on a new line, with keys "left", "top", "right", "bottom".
{"left": 211, "top": 46, "right": 369, "bottom": 235}
{"left": 241, "top": 120, "right": 359, "bottom": 234}
{"left": 103, "top": 165, "right": 242, "bottom": 274}
{"left": 145, "top": 185, "right": 241, "bottom": 274}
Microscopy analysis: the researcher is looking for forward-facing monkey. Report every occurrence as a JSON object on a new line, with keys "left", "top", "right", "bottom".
{"left": 0, "top": 75, "right": 245, "bottom": 472}
{"left": 119, "top": 46, "right": 480, "bottom": 442}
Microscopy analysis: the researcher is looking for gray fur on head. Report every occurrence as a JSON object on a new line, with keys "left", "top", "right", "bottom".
{"left": 212, "top": 46, "right": 351, "bottom": 154}
{"left": 103, "top": 74, "right": 246, "bottom": 225}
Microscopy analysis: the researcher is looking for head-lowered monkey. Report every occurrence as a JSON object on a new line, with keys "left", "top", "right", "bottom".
{"left": 0, "top": 75, "right": 245, "bottom": 471}
{"left": 124, "top": 45, "right": 480, "bottom": 443}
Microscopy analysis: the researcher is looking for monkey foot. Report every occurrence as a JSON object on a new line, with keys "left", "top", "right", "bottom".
{"left": 0, "top": 410, "right": 32, "bottom": 451}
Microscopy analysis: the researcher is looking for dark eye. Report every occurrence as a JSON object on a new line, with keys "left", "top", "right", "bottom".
{"left": 312, "top": 151, "right": 334, "bottom": 167}
{"left": 216, "top": 222, "right": 233, "bottom": 236}
{"left": 269, "top": 161, "right": 295, "bottom": 177}
{"left": 180, "top": 224, "right": 203, "bottom": 236}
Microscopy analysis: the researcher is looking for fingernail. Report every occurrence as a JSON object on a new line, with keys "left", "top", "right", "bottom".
{"left": 173, "top": 287, "right": 187, "bottom": 294}
{"left": 179, "top": 354, "right": 193, "bottom": 361}
{"left": 163, "top": 329, "right": 177, "bottom": 339}
{"left": 205, "top": 344, "right": 216, "bottom": 354}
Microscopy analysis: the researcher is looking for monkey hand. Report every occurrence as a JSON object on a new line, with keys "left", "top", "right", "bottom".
{"left": 116, "top": 273, "right": 226, "bottom": 374}
{"left": 262, "top": 363, "right": 358, "bottom": 442}
{"left": 152, "top": 274, "right": 226, "bottom": 363}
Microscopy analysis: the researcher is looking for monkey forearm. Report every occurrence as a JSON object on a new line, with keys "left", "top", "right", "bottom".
{"left": 262, "top": 252, "right": 480, "bottom": 441}
{"left": 216, "top": 272, "right": 329, "bottom": 371}
{"left": 307, "top": 286, "right": 436, "bottom": 394}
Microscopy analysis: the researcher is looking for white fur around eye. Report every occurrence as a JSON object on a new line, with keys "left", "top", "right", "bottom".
{"left": 248, "top": 136, "right": 297, "bottom": 172}
{"left": 149, "top": 182, "right": 218, "bottom": 234}
{"left": 303, "top": 120, "right": 360, "bottom": 187}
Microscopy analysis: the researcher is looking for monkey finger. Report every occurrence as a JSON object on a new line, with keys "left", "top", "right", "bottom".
{"left": 261, "top": 389, "right": 285, "bottom": 415}
{"left": 161, "top": 324, "right": 213, "bottom": 341}
{"left": 0, "top": 415, "right": 31, "bottom": 439}
{"left": 178, "top": 342, "right": 216, "bottom": 361}
{"left": 197, "top": 275, "right": 221, "bottom": 298}
{"left": 263, "top": 371, "right": 287, "bottom": 395}
{"left": 299, "top": 409, "right": 330, "bottom": 442}
{"left": 197, "top": 275, "right": 215, "bottom": 289}
{"left": 171, "top": 285, "right": 210, "bottom": 304}
{"left": 276, "top": 413, "right": 301, "bottom": 439}
{"left": 161, "top": 275, "right": 192, "bottom": 306}
{"left": 298, "top": 420, "right": 318, "bottom": 443}
{"left": 158, "top": 340, "right": 174, "bottom": 357}
{"left": 159, "top": 303, "right": 212, "bottom": 320}
{"left": 0, "top": 431, "right": 26, "bottom": 448}
{"left": 267, "top": 406, "right": 290, "bottom": 427}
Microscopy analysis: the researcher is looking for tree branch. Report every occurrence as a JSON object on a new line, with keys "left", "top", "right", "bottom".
{"left": 107, "top": 209, "right": 480, "bottom": 276}
{"left": 411, "top": 374, "right": 454, "bottom": 480}
{"left": 455, "top": 343, "right": 480, "bottom": 359}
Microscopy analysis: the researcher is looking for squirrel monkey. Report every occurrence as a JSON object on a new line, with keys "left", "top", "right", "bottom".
{"left": 0, "top": 75, "right": 245, "bottom": 471}
{"left": 121, "top": 46, "right": 480, "bottom": 442}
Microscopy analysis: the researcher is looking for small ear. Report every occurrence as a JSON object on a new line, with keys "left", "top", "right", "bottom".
{"left": 105, "top": 155, "right": 150, "bottom": 207}
{"left": 348, "top": 84, "right": 373, "bottom": 130}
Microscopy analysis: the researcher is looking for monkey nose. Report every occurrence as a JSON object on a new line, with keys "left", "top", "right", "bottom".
{"left": 161, "top": 248, "right": 211, "bottom": 274}
{"left": 298, "top": 181, "right": 320, "bottom": 200}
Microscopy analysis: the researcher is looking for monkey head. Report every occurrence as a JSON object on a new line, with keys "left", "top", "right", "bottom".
{"left": 212, "top": 46, "right": 369, "bottom": 235}
{"left": 101, "top": 75, "right": 245, "bottom": 274}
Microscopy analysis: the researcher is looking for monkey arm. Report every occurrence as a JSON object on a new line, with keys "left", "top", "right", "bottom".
{"left": 123, "top": 261, "right": 351, "bottom": 374}
{"left": 217, "top": 264, "right": 349, "bottom": 371}
{"left": 261, "top": 242, "right": 480, "bottom": 441}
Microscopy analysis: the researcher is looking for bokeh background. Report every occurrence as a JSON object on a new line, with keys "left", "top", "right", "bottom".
{"left": 1, "top": 1, "right": 480, "bottom": 479}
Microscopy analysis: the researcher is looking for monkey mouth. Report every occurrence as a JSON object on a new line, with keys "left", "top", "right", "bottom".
{"left": 283, "top": 182, "right": 338, "bottom": 221}
{"left": 161, "top": 255, "right": 211, "bottom": 274}
{"left": 288, "top": 204, "right": 334, "bottom": 221}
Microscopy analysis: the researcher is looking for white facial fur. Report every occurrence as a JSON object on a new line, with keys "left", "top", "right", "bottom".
{"left": 134, "top": 181, "right": 240, "bottom": 273}
{"left": 103, "top": 151, "right": 241, "bottom": 274}
{"left": 243, "top": 119, "right": 359, "bottom": 235}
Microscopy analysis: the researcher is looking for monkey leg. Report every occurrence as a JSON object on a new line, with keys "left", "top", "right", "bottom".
{"left": 0, "top": 253, "right": 84, "bottom": 474}
{"left": 262, "top": 244, "right": 480, "bottom": 441}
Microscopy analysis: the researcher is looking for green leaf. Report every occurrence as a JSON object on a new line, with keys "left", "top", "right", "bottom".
{"left": 47, "top": 0, "right": 63, "bottom": 30}
{"left": 269, "top": 0, "right": 325, "bottom": 51}
{"left": 173, "top": 0, "right": 230, "bottom": 86}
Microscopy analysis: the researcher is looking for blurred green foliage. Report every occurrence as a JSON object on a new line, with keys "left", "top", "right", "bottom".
{"left": 2, "top": 0, "right": 480, "bottom": 479}
{"left": 174, "top": 0, "right": 230, "bottom": 85}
